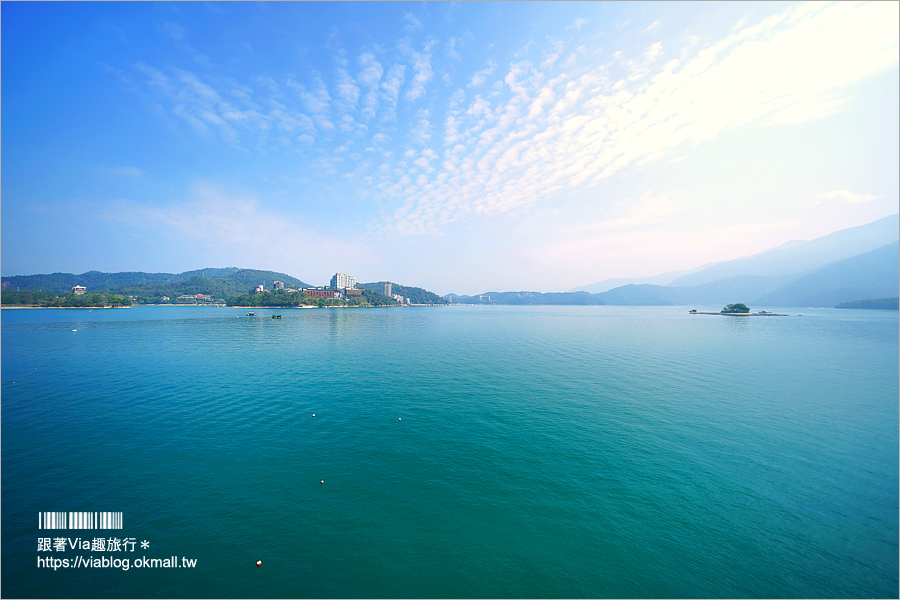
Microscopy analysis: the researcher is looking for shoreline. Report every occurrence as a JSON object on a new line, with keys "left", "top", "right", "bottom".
{"left": 1, "top": 305, "right": 132, "bottom": 310}
{"left": 691, "top": 312, "right": 789, "bottom": 316}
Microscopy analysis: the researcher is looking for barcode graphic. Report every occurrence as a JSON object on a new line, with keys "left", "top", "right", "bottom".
{"left": 38, "top": 512, "right": 122, "bottom": 529}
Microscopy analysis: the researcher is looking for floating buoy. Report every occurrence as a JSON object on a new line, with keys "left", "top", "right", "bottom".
{"left": 398, "top": 417, "right": 402, "bottom": 421}
{"left": 256, "top": 560, "right": 262, "bottom": 567}
{"left": 312, "top": 413, "right": 316, "bottom": 417}
{"left": 320, "top": 480, "right": 324, "bottom": 485}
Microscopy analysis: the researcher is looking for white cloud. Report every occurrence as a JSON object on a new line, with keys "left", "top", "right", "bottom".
{"left": 816, "top": 190, "right": 887, "bottom": 204}
{"left": 357, "top": 53, "right": 384, "bottom": 87}
{"left": 402, "top": 40, "right": 436, "bottom": 101}
{"left": 409, "top": 109, "right": 432, "bottom": 146}
{"left": 403, "top": 12, "right": 422, "bottom": 33}
{"left": 644, "top": 42, "right": 663, "bottom": 61}
{"left": 335, "top": 68, "right": 360, "bottom": 107}
{"left": 640, "top": 20, "right": 661, "bottom": 34}
{"left": 467, "top": 61, "right": 495, "bottom": 88}
{"left": 380, "top": 1, "right": 899, "bottom": 236}
{"left": 99, "top": 165, "right": 145, "bottom": 178}
{"left": 103, "top": 182, "right": 379, "bottom": 281}
{"left": 381, "top": 63, "right": 406, "bottom": 112}
{"left": 163, "top": 22, "right": 185, "bottom": 41}
{"left": 129, "top": 2, "right": 897, "bottom": 249}
{"left": 445, "top": 37, "right": 460, "bottom": 60}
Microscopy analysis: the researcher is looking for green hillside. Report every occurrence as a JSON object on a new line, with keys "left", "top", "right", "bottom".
{"left": 358, "top": 282, "right": 448, "bottom": 304}
{"left": 1, "top": 268, "right": 312, "bottom": 302}
{"left": 835, "top": 297, "right": 899, "bottom": 310}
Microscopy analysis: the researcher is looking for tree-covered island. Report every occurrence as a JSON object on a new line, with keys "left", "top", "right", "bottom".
{"left": 689, "top": 303, "right": 787, "bottom": 316}
{"left": 721, "top": 303, "right": 751, "bottom": 313}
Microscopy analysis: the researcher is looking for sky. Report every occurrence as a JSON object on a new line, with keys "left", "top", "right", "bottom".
{"left": 2, "top": 1, "right": 898, "bottom": 295}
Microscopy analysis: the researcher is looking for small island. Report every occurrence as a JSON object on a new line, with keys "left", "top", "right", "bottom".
{"left": 690, "top": 303, "right": 788, "bottom": 316}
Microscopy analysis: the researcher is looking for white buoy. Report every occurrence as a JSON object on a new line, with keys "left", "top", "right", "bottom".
{"left": 320, "top": 480, "right": 324, "bottom": 484}
{"left": 312, "top": 413, "right": 316, "bottom": 417}
{"left": 398, "top": 417, "right": 402, "bottom": 421}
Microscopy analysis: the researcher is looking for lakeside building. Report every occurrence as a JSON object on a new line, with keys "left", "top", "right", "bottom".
{"left": 72, "top": 285, "right": 87, "bottom": 295}
{"left": 344, "top": 288, "right": 362, "bottom": 297}
{"left": 307, "top": 289, "right": 339, "bottom": 299}
{"left": 331, "top": 272, "right": 356, "bottom": 290}
{"left": 274, "top": 281, "right": 284, "bottom": 290}
{"left": 255, "top": 284, "right": 265, "bottom": 293}
{"left": 384, "top": 282, "right": 392, "bottom": 296}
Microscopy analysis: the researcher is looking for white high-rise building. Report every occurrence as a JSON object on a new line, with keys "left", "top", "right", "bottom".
{"left": 330, "top": 272, "right": 356, "bottom": 289}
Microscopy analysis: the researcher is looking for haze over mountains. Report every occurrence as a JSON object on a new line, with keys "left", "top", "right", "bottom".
{"left": 464, "top": 215, "right": 899, "bottom": 307}
{"left": 3, "top": 216, "right": 897, "bottom": 309}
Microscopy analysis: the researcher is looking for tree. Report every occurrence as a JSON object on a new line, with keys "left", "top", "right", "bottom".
{"left": 721, "top": 303, "right": 750, "bottom": 313}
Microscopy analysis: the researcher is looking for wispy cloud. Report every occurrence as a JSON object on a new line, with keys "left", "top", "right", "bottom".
{"left": 816, "top": 189, "right": 887, "bottom": 204}
{"left": 467, "top": 61, "right": 495, "bottom": 88}
{"left": 403, "top": 12, "right": 423, "bottom": 33}
{"left": 128, "top": 2, "right": 898, "bottom": 243}
{"left": 640, "top": 20, "right": 661, "bottom": 34}
{"left": 102, "top": 182, "right": 379, "bottom": 280}
{"left": 98, "top": 165, "right": 145, "bottom": 178}
{"left": 381, "top": 1, "right": 899, "bottom": 235}
{"left": 403, "top": 40, "right": 436, "bottom": 101}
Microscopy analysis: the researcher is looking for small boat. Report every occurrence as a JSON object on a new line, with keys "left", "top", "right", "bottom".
{"left": 247, "top": 312, "right": 256, "bottom": 316}
{"left": 272, "top": 315, "right": 282, "bottom": 319}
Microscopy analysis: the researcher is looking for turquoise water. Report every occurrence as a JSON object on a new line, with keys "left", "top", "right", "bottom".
{"left": 2, "top": 305, "right": 897, "bottom": 598}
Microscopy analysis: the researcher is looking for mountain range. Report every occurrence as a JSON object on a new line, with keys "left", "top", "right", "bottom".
{"left": 458, "top": 214, "right": 899, "bottom": 307}
{"left": 3, "top": 215, "right": 897, "bottom": 308}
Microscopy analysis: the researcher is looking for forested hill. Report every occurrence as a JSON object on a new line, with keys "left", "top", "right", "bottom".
{"left": 835, "top": 297, "right": 899, "bottom": 310}
{"left": 358, "top": 282, "right": 449, "bottom": 304}
{"left": 1, "top": 268, "right": 311, "bottom": 297}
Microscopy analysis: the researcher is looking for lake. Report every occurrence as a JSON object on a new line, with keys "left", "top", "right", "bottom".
{"left": 2, "top": 304, "right": 897, "bottom": 598}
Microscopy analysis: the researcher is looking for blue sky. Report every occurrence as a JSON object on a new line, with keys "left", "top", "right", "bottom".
{"left": 2, "top": 1, "right": 898, "bottom": 295}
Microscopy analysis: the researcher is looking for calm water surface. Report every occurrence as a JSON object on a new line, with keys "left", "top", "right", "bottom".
{"left": 2, "top": 305, "right": 897, "bottom": 598}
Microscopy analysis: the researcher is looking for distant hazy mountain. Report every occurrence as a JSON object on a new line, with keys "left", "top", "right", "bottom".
{"left": 447, "top": 291, "right": 605, "bottom": 305}
{"left": 592, "top": 240, "right": 899, "bottom": 308}
{"left": 569, "top": 265, "right": 713, "bottom": 294}
{"left": 751, "top": 241, "right": 900, "bottom": 307}
{"left": 592, "top": 284, "right": 685, "bottom": 305}
{"left": 583, "top": 216, "right": 899, "bottom": 307}
{"left": 835, "top": 297, "right": 899, "bottom": 310}
{"left": 667, "top": 215, "right": 899, "bottom": 287}
{"left": 450, "top": 215, "right": 899, "bottom": 307}
{"left": 571, "top": 216, "right": 897, "bottom": 295}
